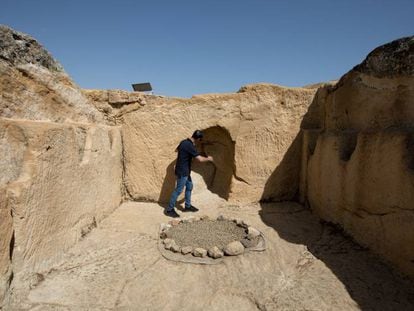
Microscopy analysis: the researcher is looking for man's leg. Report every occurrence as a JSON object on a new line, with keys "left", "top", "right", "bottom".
{"left": 167, "top": 176, "right": 187, "bottom": 212}
{"left": 184, "top": 175, "right": 193, "bottom": 209}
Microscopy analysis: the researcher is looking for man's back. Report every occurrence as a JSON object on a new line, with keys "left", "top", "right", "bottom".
{"left": 174, "top": 139, "right": 199, "bottom": 177}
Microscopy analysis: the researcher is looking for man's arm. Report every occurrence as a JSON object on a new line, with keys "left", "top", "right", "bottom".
{"left": 195, "top": 155, "right": 213, "bottom": 163}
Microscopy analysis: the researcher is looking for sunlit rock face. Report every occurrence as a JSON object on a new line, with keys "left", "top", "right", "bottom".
{"left": 0, "top": 25, "right": 122, "bottom": 304}
{"left": 0, "top": 25, "right": 103, "bottom": 124}
{"left": 300, "top": 36, "right": 414, "bottom": 278}
{"left": 93, "top": 84, "right": 316, "bottom": 203}
{"left": 1, "top": 23, "right": 414, "bottom": 308}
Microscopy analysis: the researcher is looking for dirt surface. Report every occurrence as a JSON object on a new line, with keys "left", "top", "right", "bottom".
{"left": 167, "top": 219, "right": 246, "bottom": 250}
{"left": 7, "top": 201, "right": 414, "bottom": 310}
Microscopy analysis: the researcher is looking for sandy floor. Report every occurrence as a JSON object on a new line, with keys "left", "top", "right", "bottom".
{"left": 11, "top": 201, "right": 414, "bottom": 310}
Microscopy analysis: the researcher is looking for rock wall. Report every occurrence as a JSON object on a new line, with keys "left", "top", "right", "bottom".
{"left": 0, "top": 26, "right": 123, "bottom": 305}
{"left": 300, "top": 36, "right": 414, "bottom": 278}
{"left": 0, "top": 119, "right": 123, "bottom": 304}
{"left": 85, "top": 85, "right": 317, "bottom": 204}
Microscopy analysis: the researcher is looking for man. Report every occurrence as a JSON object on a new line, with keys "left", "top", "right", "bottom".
{"left": 165, "top": 130, "right": 213, "bottom": 218}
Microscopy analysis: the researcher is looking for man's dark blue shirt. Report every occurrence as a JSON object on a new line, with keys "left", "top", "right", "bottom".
{"left": 175, "top": 139, "right": 199, "bottom": 177}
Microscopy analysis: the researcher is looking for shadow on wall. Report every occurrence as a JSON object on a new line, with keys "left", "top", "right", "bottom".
{"left": 258, "top": 89, "right": 414, "bottom": 309}
{"left": 260, "top": 134, "right": 303, "bottom": 202}
{"left": 158, "top": 160, "right": 176, "bottom": 204}
{"left": 158, "top": 126, "right": 235, "bottom": 204}
{"left": 193, "top": 126, "right": 235, "bottom": 200}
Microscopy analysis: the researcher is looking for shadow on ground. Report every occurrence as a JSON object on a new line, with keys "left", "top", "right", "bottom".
{"left": 259, "top": 127, "right": 414, "bottom": 310}
{"left": 259, "top": 202, "right": 414, "bottom": 310}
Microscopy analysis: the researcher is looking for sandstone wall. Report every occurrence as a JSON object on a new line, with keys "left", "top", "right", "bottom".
{"left": 0, "top": 26, "right": 123, "bottom": 305}
{"left": 86, "top": 85, "right": 316, "bottom": 203}
{"left": 0, "top": 118, "right": 123, "bottom": 302}
{"left": 300, "top": 36, "right": 414, "bottom": 278}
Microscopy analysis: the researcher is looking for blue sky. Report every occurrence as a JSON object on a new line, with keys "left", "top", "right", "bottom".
{"left": 1, "top": 0, "right": 413, "bottom": 97}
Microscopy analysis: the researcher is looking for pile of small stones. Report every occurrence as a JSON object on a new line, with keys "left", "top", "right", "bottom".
{"left": 160, "top": 215, "right": 262, "bottom": 259}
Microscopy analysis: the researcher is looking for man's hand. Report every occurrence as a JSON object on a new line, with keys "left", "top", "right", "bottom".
{"left": 195, "top": 155, "right": 214, "bottom": 163}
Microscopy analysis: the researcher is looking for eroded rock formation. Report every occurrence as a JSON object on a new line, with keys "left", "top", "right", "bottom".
{"left": 85, "top": 85, "right": 317, "bottom": 203}
{"left": 300, "top": 36, "right": 414, "bottom": 278}
{"left": 1, "top": 24, "right": 413, "bottom": 308}
{"left": 0, "top": 25, "right": 122, "bottom": 305}
{"left": 0, "top": 25, "right": 103, "bottom": 123}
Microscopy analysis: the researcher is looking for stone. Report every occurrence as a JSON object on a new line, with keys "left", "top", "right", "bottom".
{"left": 1, "top": 24, "right": 414, "bottom": 309}
{"left": 237, "top": 220, "right": 249, "bottom": 229}
{"left": 241, "top": 238, "right": 259, "bottom": 249}
{"left": 160, "top": 223, "right": 172, "bottom": 232}
{"left": 169, "top": 241, "right": 180, "bottom": 253}
{"left": 29, "top": 273, "right": 45, "bottom": 289}
{"left": 164, "top": 241, "right": 173, "bottom": 250}
{"left": 223, "top": 241, "right": 245, "bottom": 256}
{"left": 164, "top": 239, "right": 180, "bottom": 253}
{"left": 181, "top": 246, "right": 193, "bottom": 255}
{"left": 192, "top": 248, "right": 207, "bottom": 258}
{"left": 200, "top": 215, "right": 210, "bottom": 221}
{"left": 0, "top": 25, "right": 62, "bottom": 71}
{"left": 119, "top": 83, "right": 317, "bottom": 204}
{"left": 0, "top": 118, "right": 123, "bottom": 304}
{"left": 299, "top": 35, "right": 414, "bottom": 278}
{"left": 233, "top": 218, "right": 244, "bottom": 226}
{"left": 217, "top": 215, "right": 226, "bottom": 221}
{"left": 181, "top": 216, "right": 196, "bottom": 223}
{"left": 169, "top": 219, "right": 180, "bottom": 226}
{"left": 247, "top": 227, "right": 261, "bottom": 239}
{"left": 0, "top": 26, "right": 104, "bottom": 124}
{"left": 207, "top": 246, "right": 224, "bottom": 259}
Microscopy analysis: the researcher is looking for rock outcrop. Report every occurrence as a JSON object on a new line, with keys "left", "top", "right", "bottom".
{"left": 300, "top": 36, "right": 414, "bottom": 278}
{"left": 1, "top": 23, "right": 414, "bottom": 308}
{"left": 0, "top": 26, "right": 123, "bottom": 305}
{"left": 0, "top": 25, "right": 103, "bottom": 124}
{"left": 86, "top": 85, "right": 317, "bottom": 203}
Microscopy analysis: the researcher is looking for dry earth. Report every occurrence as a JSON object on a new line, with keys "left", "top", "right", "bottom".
{"left": 7, "top": 201, "right": 414, "bottom": 311}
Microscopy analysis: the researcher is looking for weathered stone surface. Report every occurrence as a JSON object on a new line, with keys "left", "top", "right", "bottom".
{"left": 192, "top": 248, "right": 207, "bottom": 257}
{"left": 0, "top": 25, "right": 62, "bottom": 71}
{"left": 82, "top": 89, "right": 147, "bottom": 124}
{"left": 116, "top": 84, "right": 316, "bottom": 203}
{"left": 169, "top": 241, "right": 180, "bottom": 253}
{"left": 0, "top": 118, "right": 123, "bottom": 303}
{"left": 207, "top": 246, "right": 224, "bottom": 259}
{"left": 353, "top": 36, "right": 414, "bottom": 78}
{"left": 240, "top": 237, "right": 259, "bottom": 249}
{"left": 9, "top": 201, "right": 413, "bottom": 311}
{"left": 169, "top": 219, "right": 180, "bottom": 226}
{"left": 223, "top": 241, "right": 244, "bottom": 256}
{"left": 0, "top": 187, "right": 13, "bottom": 303}
{"left": 181, "top": 216, "right": 196, "bottom": 223}
{"left": 300, "top": 35, "right": 414, "bottom": 278}
{"left": 0, "top": 27, "right": 104, "bottom": 124}
{"left": 160, "top": 223, "right": 171, "bottom": 232}
{"left": 247, "top": 227, "right": 261, "bottom": 239}
{"left": 181, "top": 246, "right": 193, "bottom": 255}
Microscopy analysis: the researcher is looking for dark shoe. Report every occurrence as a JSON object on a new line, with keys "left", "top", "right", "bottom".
{"left": 183, "top": 205, "right": 199, "bottom": 212}
{"left": 164, "top": 209, "right": 180, "bottom": 218}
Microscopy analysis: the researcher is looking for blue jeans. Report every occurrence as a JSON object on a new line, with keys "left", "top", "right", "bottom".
{"left": 167, "top": 175, "right": 193, "bottom": 211}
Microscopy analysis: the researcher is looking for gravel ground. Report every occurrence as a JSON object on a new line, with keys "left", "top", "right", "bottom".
{"left": 167, "top": 220, "right": 246, "bottom": 249}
